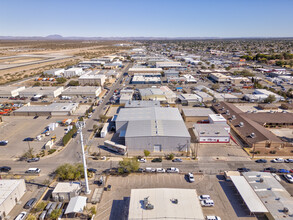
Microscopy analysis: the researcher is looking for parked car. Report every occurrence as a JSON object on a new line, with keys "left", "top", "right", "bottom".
{"left": 88, "top": 168, "right": 97, "bottom": 173}
{"left": 145, "top": 167, "right": 156, "bottom": 173}
{"left": 156, "top": 168, "right": 165, "bottom": 173}
{"left": 188, "top": 173, "right": 194, "bottom": 182}
{"left": 137, "top": 168, "right": 144, "bottom": 173}
{"left": 206, "top": 216, "right": 221, "bottom": 220}
{"left": 166, "top": 167, "right": 179, "bottom": 173}
{"left": 201, "top": 199, "right": 214, "bottom": 207}
{"left": 0, "top": 166, "right": 11, "bottom": 172}
{"left": 0, "top": 140, "right": 8, "bottom": 145}
{"left": 151, "top": 158, "right": 162, "bottom": 163}
{"left": 271, "top": 158, "right": 284, "bottom": 163}
{"left": 199, "top": 195, "right": 211, "bottom": 201}
{"left": 172, "top": 158, "right": 183, "bottom": 162}
{"left": 255, "top": 159, "right": 267, "bottom": 163}
{"left": 23, "top": 137, "right": 34, "bottom": 141}
{"left": 14, "top": 212, "right": 27, "bottom": 220}
{"left": 72, "top": 133, "right": 77, "bottom": 138}
{"left": 285, "top": 159, "right": 293, "bottom": 163}
{"left": 263, "top": 167, "right": 277, "bottom": 173}
{"left": 237, "top": 168, "right": 251, "bottom": 172}
{"left": 27, "top": 157, "right": 40, "bottom": 163}
{"left": 138, "top": 158, "right": 147, "bottom": 163}
{"left": 24, "top": 198, "right": 36, "bottom": 209}
{"left": 278, "top": 169, "right": 290, "bottom": 173}
{"left": 284, "top": 174, "right": 293, "bottom": 183}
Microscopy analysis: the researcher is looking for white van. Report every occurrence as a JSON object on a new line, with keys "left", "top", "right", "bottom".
{"left": 25, "top": 168, "right": 41, "bottom": 173}
{"left": 201, "top": 199, "right": 214, "bottom": 207}
{"left": 206, "top": 216, "right": 221, "bottom": 220}
{"left": 145, "top": 167, "right": 155, "bottom": 172}
{"left": 198, "top": 195, "right": 211, "bottom": 201}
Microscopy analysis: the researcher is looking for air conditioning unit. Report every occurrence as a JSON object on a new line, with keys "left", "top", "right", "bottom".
{"left": 239, "top": 122, "right": 244, "bottom": 127}
{"left": 250, "top": 133, "right": 256, "bottom": 138}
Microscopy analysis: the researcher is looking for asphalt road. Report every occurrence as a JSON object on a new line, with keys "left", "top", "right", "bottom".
{"left": 0, "top": 63, "right": 131, "bottom": 179}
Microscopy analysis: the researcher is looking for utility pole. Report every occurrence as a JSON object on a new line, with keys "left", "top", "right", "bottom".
{"left": 77, "top": 122, "right": 90, "bottom": 194}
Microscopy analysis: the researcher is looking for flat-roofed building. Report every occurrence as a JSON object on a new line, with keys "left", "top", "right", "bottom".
{"left": 178, "top": 94, "right": 201, "bottom": 105}
{"left": 78, "top": 73, "right": 106, "bottom": 86}
{"left": 193, "top": 124, "right": 230, "bottom": 143}
{"left": 132, "top": 76, "right": 161, "bottom": 84}
{"left": 19, "top": 86, "right": 63, "bottom": 98}
{"left": 120, "top": 93, "right": 133, "bottom": 104}
{"left": 64, "top": 68, "right": 84, "bottom": 78}
{"left": 128, "top": 67, "right": 162, "bottom": 75}
{"left": 0, "top": 86, "right": 26, "bottom": 98}
{"left": 128, "top": 188, "right": 204, "bottom": 220}
{"left": 44, "top": 68, "right": 64, "bottom": 76}
{"left": 116, "top": 107, "right": 190, "bottom": 152}
{"left": 13, "top": 103, "right": 79, "bottom": 116}
{"left": 125, "top": 100, "right": 160, "bottom": 108}
{"left": 210, "top": 72, "right": 230, "bottom": 83}
{"left": 139, "top": 88, "right": 166, "bottom": 102}
{"left": 194, "top": 91, "right": 213, "bottom": 102}
{"left": 62, "top": 86, "right": 101, "bottom": 97}
{"left": 156, "top": 61, "right": 182, "bottom": 68}
{"left": 52, "top": 182, "right": 81, "bottom": 202}
{"left": 0, "top": 179, "right": 26, "bottom": 219}
{"left": 164, "top": 69, "right": 179, "bottom": 78}
{"left": 182, "top": 108, "right": 214, "bottom": 122}
{"left": 253, "top": 89, "right": 285, "bottom": 102}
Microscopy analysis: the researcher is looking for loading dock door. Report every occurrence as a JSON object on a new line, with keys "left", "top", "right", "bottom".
{"left": 153, "top": 145, "right": 161, "bottom": 152}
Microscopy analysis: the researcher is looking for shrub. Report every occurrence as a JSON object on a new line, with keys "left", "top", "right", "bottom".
{"left": 166, "top": 153, "right": 175, "bottom": 160}
{"left": 144, "top": 150, "right": 150, "bottom": 157}
{"left": 48, "top": 149, "right": 56, "bottom": 155}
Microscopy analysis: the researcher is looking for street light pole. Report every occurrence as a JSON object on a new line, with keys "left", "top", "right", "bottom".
{"left": 77, "top": 122, "right": 90, "bottom": 194}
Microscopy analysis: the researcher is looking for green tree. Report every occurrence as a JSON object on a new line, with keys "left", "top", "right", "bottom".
{"left": 67, "top": 80, "right": 79, "bottom": 86}
{"left": 264, "top": 95, "right": 276, "bottom": 103}
{"left": 50, "top": 209, "right": 62, "bottom": 220}
{"left": 144, "top": 150, "right": 150, "bottom": 157}
{"left": 210, "top": 64, "right": 215, "bottom": 69}
{"left": 166, "top": 153, "right": 175, "bottom": 160}
{"left": 26, "top": 214, "right": 36, "bottom": 220}
{"left": 56, "top": 163, "right": 85, "bottom": 180}
{"left": 56, "top": 77, "right": 67, "bottom": 84}
{"left": 32, "top": 202, "right": 46, "bottom": 213}
{"left": 33, "top": 82, "right": 41, "bottom": 87}
{"left": 118, "top": 158, "right": 140, "bottom": 173}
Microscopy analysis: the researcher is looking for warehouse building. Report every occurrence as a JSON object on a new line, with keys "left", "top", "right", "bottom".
{"left": 128, "top": 188, "right": 204, "bottom": 220}
{"left": 13, "top": 103, "right": 79, "bottom": 116}
{"left": 44, "top": 68, "right": 64, "bottom": 76}
{"left": 193, "top": 91, "right": 213, "bottom": 102}
{"left": 193, "top": 124, "right": 230, "bottom": 143}
{"left": 156, "top": 61, "right": 182, "bottom": 68}
{"left": 0, "top": 86, "right": 26, "bottom": 98}
{"left": 19, "top": 86, "right": 64, "bottom": 98}
{"left": 139, "top": 87, "right": 176, "bottom": 103}
{"left": 182, "top": 108, "right": 214, "bottom": 122}
{"left": 178, "top": 94, "right": 201, "bottom": 105}
{"left": 62, "top": 86, "right": 101, "bottom": 98}
{"left": 124, "top": 100, "right": 160, "bottom": 108}
{"left": 78, "top": 73, "right": 106, "bottom": 86}
{"left": 64, "top": 68, "right": 84, "bottom": 78}
{"left": 253, "top": 89, "right": 285, "bottom": 102}
{"left": 115, "top": 107, "right": 190, "bottom": 152}
{"left": 0, "top": 179, "right": 26, "bottom": 219}
{"left": 132, "top": 75, "right": 161, "bottom": 84}
{"left": 128, "top": 67, "right": 163, "bottom": 75}
{"left": 164, "top": 69, "right": 179, "bottom": 78}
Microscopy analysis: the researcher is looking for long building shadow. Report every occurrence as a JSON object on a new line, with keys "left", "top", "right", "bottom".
{"left": 109, "top": 197, "right": 130, "bottom": 220}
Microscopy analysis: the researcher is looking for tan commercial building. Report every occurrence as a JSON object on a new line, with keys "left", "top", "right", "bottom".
{"left": 128, "top": 67, "right": 163, "bottom": 75}
{"left": 19, "top": 86, "right": 64, "bottom": 98}
{"left": 209, "top": 72, "right": 230, "bottom": 83}
{"left": 78, "top": 74, "right": 106, "bottom": 86}
{"left": 182, "top": 108, "right": 215, "bottom": 122}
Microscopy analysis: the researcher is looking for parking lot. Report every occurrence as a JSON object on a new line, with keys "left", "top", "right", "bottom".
{"left": 96, "top": 173, "right": 258, "bottom": 220}
{"left": 0, "top": 116, "right": 76, "bottom": 159}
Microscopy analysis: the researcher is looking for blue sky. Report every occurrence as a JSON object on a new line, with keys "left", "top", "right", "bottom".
{"left": 0, "top": 0, "right": 293, "bottom": 37}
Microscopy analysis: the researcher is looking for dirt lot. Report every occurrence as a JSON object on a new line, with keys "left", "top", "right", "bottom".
{"left": 95, "top": 173, "right": 259, "bottom": 220}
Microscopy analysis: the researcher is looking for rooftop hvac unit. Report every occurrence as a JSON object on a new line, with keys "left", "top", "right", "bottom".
{"left": 239, "top": 122, "right": 244, "bottom": 127}
{"left": 259, "top": 178, "right": 264, "bottom": 183}
{"left": 250, "top": 133, "right": 256, "bottom": 138}
{"left": 231, "top": 115, "right": 236, "bottom": 120}
{"left": 215, "top": 131, "right": 220, "bottom": 134}
{"left": 283, "top": 207, "right": 289, "bottom": 213}
{"left": 200, "top": 132, "right": 205, "bottom": 134}
{"left": 270, "top": 110, "right": 274, "bottom": 113}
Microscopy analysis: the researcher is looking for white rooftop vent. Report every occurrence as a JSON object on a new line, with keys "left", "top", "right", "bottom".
{"left": 239, "top": 122, "right": 244, "bottom": 127}
{"left": 250, "top": 133, "right": 256, "bottom": 138}
{"left": 231, "top": 115, "right": 236, "bottom": 120}
{"left": 270, "top": 110, "right": 274, "bottom": 113}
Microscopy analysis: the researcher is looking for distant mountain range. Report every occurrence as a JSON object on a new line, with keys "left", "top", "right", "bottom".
{"left": 0, "top": 35, "right": 292, "bottom": 40}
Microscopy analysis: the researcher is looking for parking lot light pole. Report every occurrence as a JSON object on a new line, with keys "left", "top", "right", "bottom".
{"left": 77, "top": 121, "right": 90, "bottom": 194}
